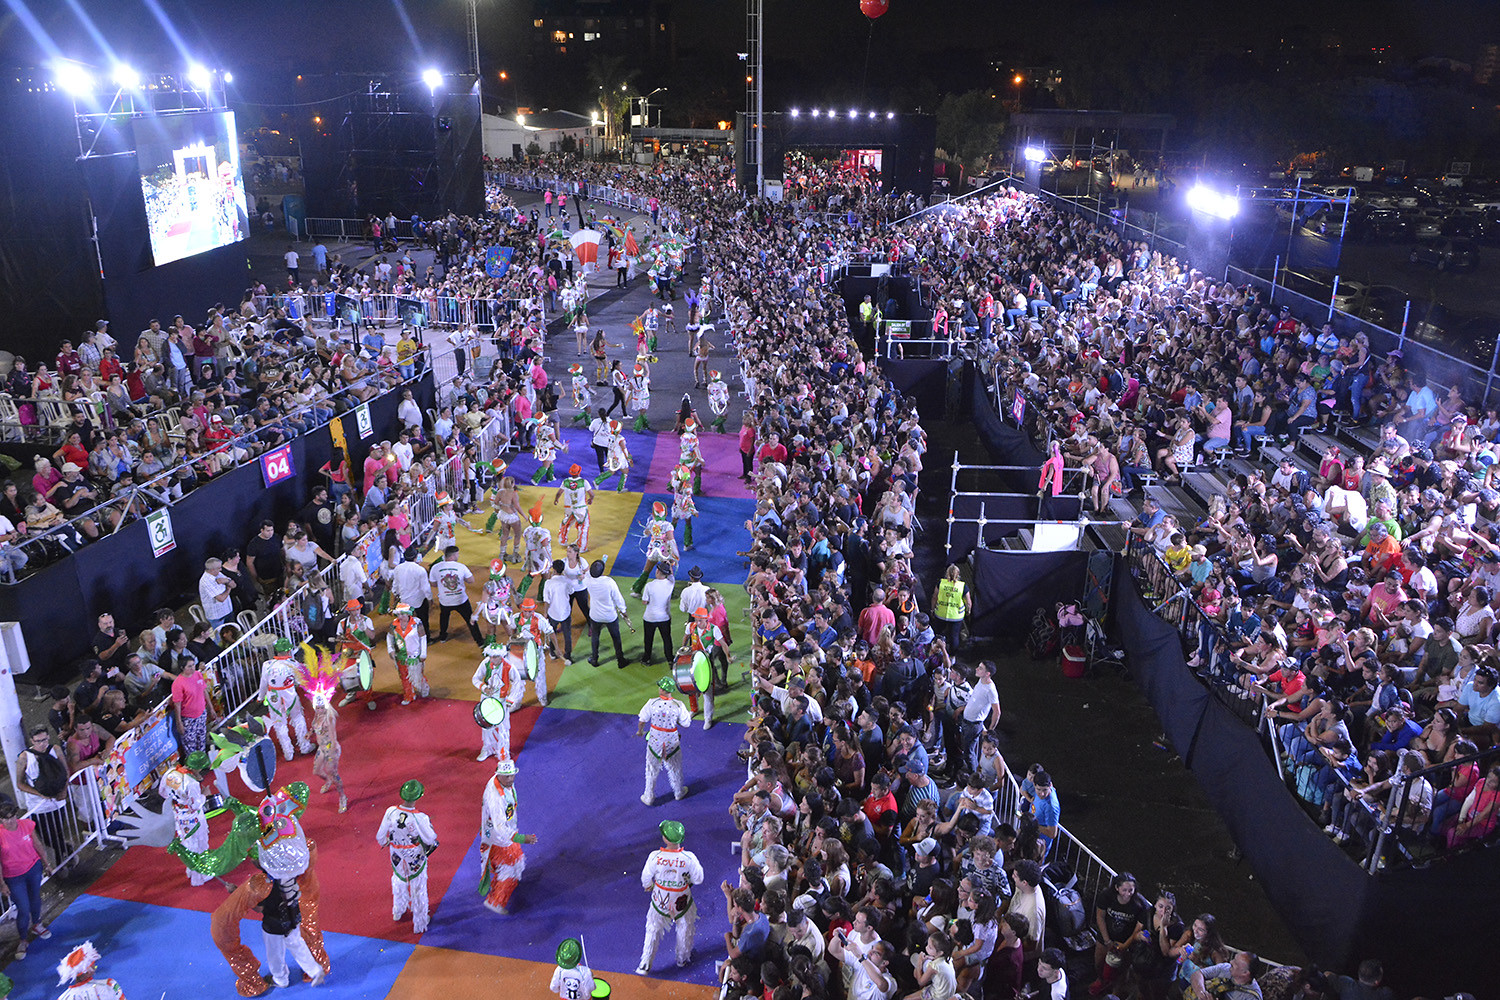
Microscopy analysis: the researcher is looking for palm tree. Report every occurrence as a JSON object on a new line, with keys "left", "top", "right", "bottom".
{"left": 586, "top": 54, "right": 640, "bottom": 147}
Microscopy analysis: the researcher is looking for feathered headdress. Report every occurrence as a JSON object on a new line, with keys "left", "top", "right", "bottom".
{"left": 57, "top": 941, "right": 101, "bottom": 985}
{"left": 297, "top": 642, "right": 342, "bottom": 710}
{"left": 527, "top": 499, "right": 544, "bottom": 526}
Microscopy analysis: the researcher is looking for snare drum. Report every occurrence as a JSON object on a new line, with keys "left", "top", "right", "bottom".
{"left": 691, "top": 650, "right": 711, "bottom": 694}
{"left": 357, "top": 651, "right": 375, "bottom": 690}
{"left": 591, "top": 978, "right": 611, "bottom": 999}
{"left": 523, "top": 640, "right": 541, "bottom": 681}
{"left": 672, "top": 653, "right": 698, "bottom": 694}
{"left": 474, "top": 697, "right": 508, "bottom": 729}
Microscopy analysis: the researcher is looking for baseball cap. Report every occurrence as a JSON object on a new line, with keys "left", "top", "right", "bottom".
{"left": 913, "top": 837, "right": 939, "bottom": 857}
{"left": 898, "top": 756, "right": 928, "bottom": 776}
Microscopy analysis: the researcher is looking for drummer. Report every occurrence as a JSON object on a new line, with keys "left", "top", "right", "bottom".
{"left": 472, "top": 642, "right": 524, "bottom": 763}
{"left": 679, "top": 607, "right": 729, "bottom": 730}
{"left": 335, "top": 598, "right": 379, "bottom": 710}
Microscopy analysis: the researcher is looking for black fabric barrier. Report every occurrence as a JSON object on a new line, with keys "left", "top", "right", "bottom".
{"left": 968, "top": 549, "right": 1086, "bottom": 639}
{"left": 948, "top": 493, "right": 1083, "bottom": 561}
{"left": 0, "top": 372, "right": 433, "bottom": 684}
{"left": 877, "top": 358, "right": 948, "bottom": 419}
{"left": 1109, "top": 564, "right": 1500, "bottom": 993}
{"left": 969, "top": 372, "right": 1046, "bottom": 492}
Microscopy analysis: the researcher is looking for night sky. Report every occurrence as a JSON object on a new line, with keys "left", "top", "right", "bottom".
{"left": 3, "top": 0, "right": 1494, "bottom": 111}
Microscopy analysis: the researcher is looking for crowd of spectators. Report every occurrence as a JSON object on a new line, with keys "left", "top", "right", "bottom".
{"left": 881, "top": 184, "right": 1500, "bottom": 865}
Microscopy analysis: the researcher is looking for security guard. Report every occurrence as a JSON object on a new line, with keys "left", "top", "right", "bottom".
{"left": 932, "top": 563, "right": 971, "bottom": 651}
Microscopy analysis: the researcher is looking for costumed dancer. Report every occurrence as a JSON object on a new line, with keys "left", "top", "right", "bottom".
{"left": 707, "top": 369, "right": 730, "bottom": 432}
{"left": 636, "top": 820, "right": 703, "bottom": 975}
{"left": 334, "top": 598, "right": 378, "bottom": 711}
{"left": 55, "top": 941, "right": 127, "bottom": 1000}
{"left": 551, "top": 938, "right": 595, "bottom": 1000}
{"left": 670, "top": 463, "right": 698, "bottom": 551}
{"left": 478, "top": 756, "right": 537, "bottom": 914}
{"left": 375, "top": 780, "right": 439, "bottom": 934}
{"left": 593, "top": 420, "right": 632, "bottom": 493}
{"left": 553, "top": 464, "right": 594, "bottom": 552}
{"left": 530, "top": 412, "right": 566, "bottom": 485}
{"left": 678, "top": 417, "right": 705, "bottom": 495}
{"left": 297, "top": 647, "right": 348, "bottom": 813}
{"left": 680, "top": 607, "right": 728, "bottom": 729}
{"left": 518, "top": 500, "right": 553, "bottom": 598}
{"left": 568, "top": 363, "right": 593, "bottom": 426}
{"left": 475, "top": 559, "right": 514, "bottom": 643}
{"left": 635, "top": 676, "right": 690, "bottom": 805}
{"left": 630, "top": 360, "right": 652, "bottom": 433}
{"left": 257, "top": 638, "right": 313, "bottom": 761}
{"left": 386, "top": 603, "right": 431, "bottom": 705}
{"left": 472, "top": 642, "right": 523, "bottom": 761}
{"left": 630, "top": 502, "right": 678, "bottom": 596}
{"left": 253, "top": 787, "right": 327, "bottom": 989}
{"left": 482, "top": 459, "right": 509, "bottom": 533}
{"left": 433, "top": 491, "right": 461, "bottom": 552}
{"left": 512, "top": 597, "right": 554, "bottom": 706}
{"left": 159, "top": 752, "right": 234, "bottom": 889}
{"left": 491, "top": 473, "right": 527, "bottom": 562}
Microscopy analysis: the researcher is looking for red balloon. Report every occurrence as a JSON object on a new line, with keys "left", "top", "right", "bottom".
{"left": 860, "top": 0, "right": 889, "bottom": 19}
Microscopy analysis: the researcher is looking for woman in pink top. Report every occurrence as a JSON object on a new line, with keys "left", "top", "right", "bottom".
{"left": 739, "top": 415, "right": 757, "bottom": 481}
{"left": 0, "top": 800, "right": 53, "bottom": 957}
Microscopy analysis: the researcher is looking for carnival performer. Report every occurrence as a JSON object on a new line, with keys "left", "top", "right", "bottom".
{"left": 630, "top": 502, "right": 678, "bottom": 596}
{"left": 512, "top": 597, "right": 554, "bottom": 706}
{"left": 55, "top": 941, "right": 128, "bottom": 1000}
{"left": 433, "top": 491, "right": 461, "bottom": 553}
{"left": 257, "top": 637, "right": 313, "bottom": 761}
{"left": 518, "top": 500, "right": 553, "bottom": 597}
{"left": 551, "top": 938, "right": 595, "bottom": 1000}
{"left": 472, "top": 642, "right": 524, "bottom": 762}
{"left": 678, "top": 417, "right": 705, "bottom": 495}
{"left": 569, "top": 363, "right": 593, "bottom": 426}
{"left": 334, "top": 598, "right": 378, "bottom": 711}
{"left": 635, "top": 820, "right": 703, "bottom": 975}
{"left": 553, "top": 463, "right": 594, "bottom": 552}
{"left": 488, "top": 473, "right": 526, "bottom": 562}
{"left": 375, "top": 779, "right": 439, "bottom": 933}
{"left": 707, "top": 368, "right": 730, "bottom": 432}
{"left": 630, "top": 360, "right": 652, "bottom": 432}
{"left": 255, "top": 788, "right": 327, "bottom": 989}
{"left": 635, "top": 676, "right": 691, "bottom": 805}
{"left": 670, "top": 463, "right": 698, "bottom": 551}
{"left": 159, "top": 752, "right": 234, "bottom": 889}
{"left": 641, "top": 305, "right": 660, "bottom": 355}
{"left": 478, "top": 756, "right": 538, "bottom": 915}
{"left": 593, "top": 419, "right": 632, "bottom": 493}
{"left": 530, "top": 412, "right": 566, "bottom": 485}
{"left": 297, "top": 648, "right": 349, "bottom": 813}
{"left": 679, "top": 607, "right": 728, "bottom": 729}
{"left": 386, "top": 603, "right": 430, "bottom": 705}
{"left": 474, "top": 559, "right": 514, "bottom": 643}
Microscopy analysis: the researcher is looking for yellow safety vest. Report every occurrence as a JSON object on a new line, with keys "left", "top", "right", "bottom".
{"left": 935, "top": 579, "right": 966, "bottom": 621}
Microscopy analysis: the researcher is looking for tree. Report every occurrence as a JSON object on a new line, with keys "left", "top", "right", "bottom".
{"left": 586, "top": 55, "right": 640, "bottom": 147}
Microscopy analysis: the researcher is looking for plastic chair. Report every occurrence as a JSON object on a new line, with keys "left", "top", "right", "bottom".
{"left": 236, "top": 610, "right": 259, "bottom": 633}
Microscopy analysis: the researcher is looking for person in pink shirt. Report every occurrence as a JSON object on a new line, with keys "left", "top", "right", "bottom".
{"left": 857, "top": 587, "right": 896, "bottom": 645}
{"left": 529, "top": 358, "right": 549, "bottom": 394}
{"left": 514, "top": 392, "right": 534, "bottom": 448}
{"left": 363, "top": 443, "right": 391, "bottom": 492}
{"left": 0, "top": 800, "right": 53, "bottom": 958}
{"left": 170, "top": 661, "right": 217, "bottom": 758}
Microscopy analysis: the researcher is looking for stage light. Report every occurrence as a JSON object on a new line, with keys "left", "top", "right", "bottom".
{"left": 186, "top": 63, "right": 211, "bottom": 89}
{"left": 828, "top": 109, "right": 837, "bottom": 118}
{"left": 886, "top": 111, "right": 895, "bottom": 120}
{"left": 54, "top": 62, "right": 94, "bottom": 96}
{"left": 811, "top": 109, "right": 821, "bottom": 118}
{"left": 789, "top": 108, "right": 800, "bottom": 117}
{"left": 1185, "top": 183, "right": 1239, "bottom": 219}
{"left": 223, "top": 71, "right": 234, "bottom": 83}
{"left": 112, "top": 64, "right": 140, "bottom": 89}
{"left": 867, "top": 110, "right": 876, "bottom": 119}
{"left": 1023, "top": 145, "right": 1046, "bottom": 163}
{"left": 849, "top": 107, "right": 859, "bottom": 118}
{"left": 422, "top": 68, "right": 443, "bottom": 91}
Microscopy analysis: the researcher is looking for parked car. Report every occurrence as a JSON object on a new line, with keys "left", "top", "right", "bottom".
{"left": 1409, "top": 236, "right": 1479, "bottom": 271}
{"left": 1350, "top": 208, "right": 1412, "bottom": 242}
{"left": 1358, "top": 284, "right": 1411, "bottom": 329}
{"left": 1406, "top": 305, "right": 1498, "bottom": 368}
{"left": 1331, "top": 279, "right": 1368, "bottom": 314}
{"left": 1409, "top": 211, "right": 1445, "bottom": 239}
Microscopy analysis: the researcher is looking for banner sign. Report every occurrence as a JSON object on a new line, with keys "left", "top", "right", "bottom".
{"left": 485, "top": 246, "right": 515, "bottom": 279}
{"left": 355, "top": 403, "right": 374, "bottom": 439}
{"left": 147, "top": 508, "right": 175, "bottom": 558}
{"left": 260, "top": 444, "right": 295, "bottom": 488}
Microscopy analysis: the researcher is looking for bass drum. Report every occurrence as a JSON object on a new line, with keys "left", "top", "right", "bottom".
{"left": 672, "top": 652, "right": 699, "bottom": 694}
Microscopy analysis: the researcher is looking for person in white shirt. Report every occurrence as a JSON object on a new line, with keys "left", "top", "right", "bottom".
{"left": 639, "top": 564, "right": 676, "bottom": 666}
{"left": 338, "top": 550, "right": 370, "bottom": 603}
{"left": 829, "top": 931, "right": 894, "bottom": 1000}
{"left": 397, "top": 389, "right": 423, "bottom": 434}
{"left": 541, "top": 561, "right": 576, "bottom": 660}
{"left": 198, "top": 557, "right": 234, "bottom": 627}
{"left": 391, "top": 433, "right": 415, "bottom": 472}
{"left": 1036, "top": 947, "right": 1069, "bottom": 1000}
{"left": 583, "top": 559, "right": 631, "bottom": 668}
{"left": 428, "top": 545, "right": 483, "bottom": 644}
{"left": 678, "top": 565, "right": 709, "bottom": 617}
{"left": 391, "top": 556, "right": 433, "bottom": 632}
{"left": 959, "top": 660, "right": 1002, "bottom": 772}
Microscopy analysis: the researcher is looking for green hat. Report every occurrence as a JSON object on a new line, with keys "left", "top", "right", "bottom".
{"left": 400, "top": 779, "right": 424, "bottom": 803}
{"left": 185, "top": 751, "right": 211, "bottom": 772}
{"left": 657, "top": 676, "right": 677, "bottom": 694}
{"left": 273, "top": 637, "right": 293, "bottom": 655}
{"left": 555, "top": 937, "right": 582, "bottom": 970}
{"left": 659, "top": 820, "right": 685, "bottom": 844}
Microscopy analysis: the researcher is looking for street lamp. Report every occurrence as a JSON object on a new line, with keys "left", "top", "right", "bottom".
{"left": 638, "top": 87, "right": 667, "bottom": 129}
{"left": 422, "top": 68, "right": 443, "bottom": 92}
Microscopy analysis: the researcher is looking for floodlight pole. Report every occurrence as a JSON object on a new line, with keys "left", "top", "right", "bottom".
{"left": 746, "top": 0, "right": 765, "bottom": 197}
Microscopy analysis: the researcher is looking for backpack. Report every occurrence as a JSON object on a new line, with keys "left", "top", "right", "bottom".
{"left": 1041, "top": 874, "right": 1093, "bottom": 951}
{"left": 27, "top": 747, "right": 68, "bottom": 797}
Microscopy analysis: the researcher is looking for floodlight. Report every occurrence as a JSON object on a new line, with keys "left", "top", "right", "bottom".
{"left": 811, "top": 109, "right": 821, "bottom": 118}
{"left": 1185, "top": 183, "right": 1239, "bottom": 220}
{"left": 54, "top": 62, "right": 94, "bottom": 96}
{"left": 849, "top": 108, "right": 859, "bottom": 118}
{"left": 223, "top": 71, "right": 234, "bottom": 83}
{"left": 187, "top": 63, "right": 211, "bottom": 89}
{"left": 886, "top": 111, "right": 895, "bottom": 120}
{"left": 789, "top": 108, "right": 800, "bottom": 117}
{"left": 867, "top": 110, "right": 876, "bottom": 119}
{"left": 422, "top": 68, "right": 443, "bottom": 91}
{"left": 1023, "top": 146, "right": 1046, "bottom": 163}
{"left": 827, "top": 109, "right": 837, "bottom": 118}
{"left": 112, "top": 64, "right": 140, "bottom": 89}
